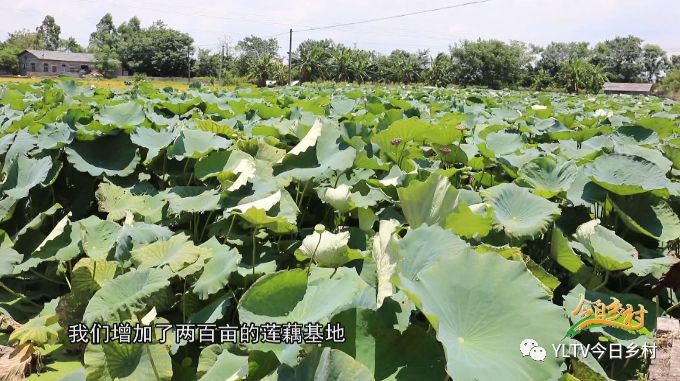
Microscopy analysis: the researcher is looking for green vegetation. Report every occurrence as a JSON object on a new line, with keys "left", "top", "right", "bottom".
{"left": 1, "top": 13, "right": 678, "bottom": 93}
{"left": 0, "top": 79, "right": 679, "bottom": 380}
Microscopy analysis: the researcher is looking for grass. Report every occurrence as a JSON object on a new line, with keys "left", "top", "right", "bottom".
{"left": 0, "top": 76, "right": 219, "bottom": 91}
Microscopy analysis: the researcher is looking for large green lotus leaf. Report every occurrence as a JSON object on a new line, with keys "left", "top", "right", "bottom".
{"left": 83, "top": 267, "right": 173, "bottom": 325}
{"left": 96, "top": 101, "right": 146, "bottom": 128}
{"left": 586, "top": 154, "right": 670, "bottom": 197}
{"left": 95, "top": 182, "right": 165, "bottom": 222}
{"left": 329, "top": 302, "right": 446, "bottom": 381}
{"left": 277, "top": 347, "right": 373, "bottom": 381}
{"left": 196, "top": 345, "right": 249, "bottom": 381}
{"left": 563, "top": 284, "right": 656, "bottom": 346}
{"left": 550, "top": 227, "right": 596, "bottom": 286}
{"left": 0, "top": 196, "right": 17, "bottom": 222}
{"left": 195, "top": 150, "right": 256, "bottom": 191}
{"left": 396, "top": 250, "right": 568, "bottom": 381}
{"left": 444, "top": 200, "right": 494, "bottom": 239}
{"left": 161, "top": 186, "right": 220, "bottom": 214}
{"left": 65, "top": 134, "right": 140, "bottom": 177}
{"left": 0, "top": 247, "right": 22, "bottom": 278}
{"left": 613, "top": 142, "right": 673, "bottom": 173}
{"left": 372, "top": 117, "right": 430, "bottom": 160}
{"left": 78, "top": 216, "right": 122, "bottom": 260}
{"left": 495, "top": 148, "right": 540, "bottom": 178}
{"left": 372, "top": 219, "right": 401, "bottom": 307}
{"left": 192, "top": 241, "right": 242, "bottom": 300}
{"left": 635, "top": 117, "right": 676, "bottom": 138}
{"left": 12, "top": 218, "right": 82, "bottom": 274}
{"left": 397, "top": 173, "right": 459, "bottom": 228}
{"left": 280, "top": 119, "right": 322, "bottom": 159}
{"left": 131, "top": 233, "right": 209, "bottom": 272}
{"left": 566, "top": 172, "right": 607, "bottom": 207}
{"left": 9, "top": 314, "right": 59, "bottom": 345}
{"left": 613, "top": 125, "right": 659, "bottom": 146}
{"left": 517, "top": 156, "right": 578, "bottom": 198}
{"left": 277, "top": 121, "right": 356, "bottom": 181}
{"left": 238, "top": 267, "right": 371, "bottom": 326}
{"left": 130, "top": 126, "right": 179, "bottom": 163}
{"left": 296, "top": 230, "right": 363, "bottom": 268}
{"left": 481, "top": 183, "right": 560, "bottom": 239}
{"left": 37, "top": 122, "right": 74, "bottom": 150}
{"left": 389, "top": 224, "right": 473, "bottom": 284}
{"left": 159, "top": 97, "right": 202, "bottom": 115}
{"left": 611, "top": 194, "right": 680, "bottom": 242}
{"left": 1, "top": 155, "right": 52, "bottom": 199}
{"left": 71, "top": 257, "right": 118, "bottom": 296}
{"left": 573, "top": 220, "right": 635, "bottom": 272}
{"left": 331, "top": 98, "right": 357, "bottom": 115}
{"left": 482, "top": 131, "right": 525, "bottom": 157}
{"left": 227, "top": 190, "right": 299, "bottom": 233}
{"left": 188, "top": 294, "right": 231, "bottom": 324}
{"left": 167, "top": 128, "right": 231, "bottom": 160}
{"left": 84, "top": 342, "right": 172, "bottom": 381}
{"left": 114, "top": 222, "right": 173, "bottom": 261}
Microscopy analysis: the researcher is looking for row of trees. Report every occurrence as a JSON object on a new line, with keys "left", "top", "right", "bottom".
{"left": 195, "top": 34, "right": 678, "bottom": 93}
{"left": 1, "top": 14, "right": 679, "bottom": 93}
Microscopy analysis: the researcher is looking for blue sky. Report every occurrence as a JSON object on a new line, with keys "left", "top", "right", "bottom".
{"left": 1, "top": 0, "right": 678, "bottom": 56}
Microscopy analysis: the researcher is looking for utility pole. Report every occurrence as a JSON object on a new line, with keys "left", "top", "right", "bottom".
{"left": 219, "top": 44, "right": 225, "bottom": 82}
{"left": 186, "top": 46, "right": 191, "bottom": 83}
{"left": 288, "top": 28, "right": 292, "bottom": 85}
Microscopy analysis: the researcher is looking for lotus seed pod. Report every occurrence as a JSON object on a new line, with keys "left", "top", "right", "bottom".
{"left": 314, "top": 224, "right": 325, "bottom": 233}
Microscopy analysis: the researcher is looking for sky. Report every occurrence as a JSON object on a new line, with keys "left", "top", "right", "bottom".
{"left": 1, "top": 0, "right": 679, "bottom": 56}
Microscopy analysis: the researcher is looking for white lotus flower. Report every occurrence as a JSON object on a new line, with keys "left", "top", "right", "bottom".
{"left": 320, "top": 184, "right": 353, "bottom": 212}
{"left": 594, "top": 109, "right": 613, "bottom": 118}
{"left": 531, "top": 105, "right": 547, "bottom": 110}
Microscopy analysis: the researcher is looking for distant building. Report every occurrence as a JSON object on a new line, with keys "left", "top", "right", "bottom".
{"left": 17, "top": 49, "right": 123, "bottom": 77}
{"left": 602, "top": 82, "right": 653, "bottom": 96}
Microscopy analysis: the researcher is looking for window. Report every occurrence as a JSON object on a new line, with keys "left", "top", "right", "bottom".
{"left": 62, "top": 64, "right": 67, "bottom": 73}
{"left": 69, "top": 66, "right": 79, "bottom": 73}
{"left": 30, "top": 62, "right": 36, "bottom": 72}
{"left": 52, "top": 66, "right": 57, "bottom": 73}
{"left": 43, "top": 63, "right": 48, "bottom": 72}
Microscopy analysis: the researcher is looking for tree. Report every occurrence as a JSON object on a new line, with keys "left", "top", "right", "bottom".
{"left": 118, "top": 21, "right": 193, "bottom": 77}
{"left": 449, "top": 39, "right": 532, "bottom": 89}
{"left": 60, "top": 37, "right": 84, "bottom": 52}
{"left": 427, "top": 53, "right": 455, "bottom": 87}
{"left": 293, "top": 39, "right": 333, "bottom": 82}
{"left": 193, "top": 49, "right": 222, "bottom": 77}
{"left": 672, "top": 55, "right": 680, "bottom": 70}
{"left": 36, "top": 15, "right": 61, "bottom": 50}
{"left": 118, "top": 16, "right": 141, "bottom": 43}
{"left": 593, "top": 35, "right": 644, "bottom": 82}
{"left": 235, "top": 36, "right": 279, "bottom": 76}
{"left": 559, "top": 58, "right": 606, "bottom": 94}
{"left": 89, "top": 13, "right": 120, "bottom": 51}
{"left": 347, "top": 49, "right": 375, "bottom": 83}
{"left": 536, "top": 42, "right": 590, "bottom": 77}
{"left": 641, "top": 44, "right": 668, "bottom": 82}
{"left": 0, "top": 29, "right": 44, "bottom": 73}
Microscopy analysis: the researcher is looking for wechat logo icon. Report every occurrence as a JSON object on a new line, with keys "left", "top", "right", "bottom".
{"left": 520, "top": 338, "right": 547, "bottom": 362}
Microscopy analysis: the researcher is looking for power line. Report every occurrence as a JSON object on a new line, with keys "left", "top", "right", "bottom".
{"left": 292, "top": 0, "right": 492, "bottom": 33}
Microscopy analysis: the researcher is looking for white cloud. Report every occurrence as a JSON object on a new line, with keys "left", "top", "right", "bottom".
{"left": 1, "top": 0, "right": 678, "bottom": 55}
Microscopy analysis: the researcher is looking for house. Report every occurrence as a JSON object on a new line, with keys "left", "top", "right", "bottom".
{"left": 17, "top": 49, "right": 123, "bottom": 77}
{"left": 602, "top": 82, "right": 653, "bottom": 96}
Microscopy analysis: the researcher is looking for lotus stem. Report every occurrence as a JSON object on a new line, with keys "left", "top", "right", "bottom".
{"left": 0, "top": 281, "right": 40, "bottom": 307}
{"left": 594, "top": 270, "right": 609, "bottom": 291}
{"left": 306, "top": 232, "right": 323, "bottom": 276}
{"left": 252, "top": 228, "right": 258, "bottom": 276}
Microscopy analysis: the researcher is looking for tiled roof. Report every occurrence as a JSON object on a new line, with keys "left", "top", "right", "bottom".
{"left": 603, "top": 82, "right": 653, "bottom": 92}
{"left": 20, "top": 49, "right": 96, "bottom": 63}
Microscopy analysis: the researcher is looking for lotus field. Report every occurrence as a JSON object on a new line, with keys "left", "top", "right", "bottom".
{"left": 1, "top": 79, "right": 680, "bottom": 381}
